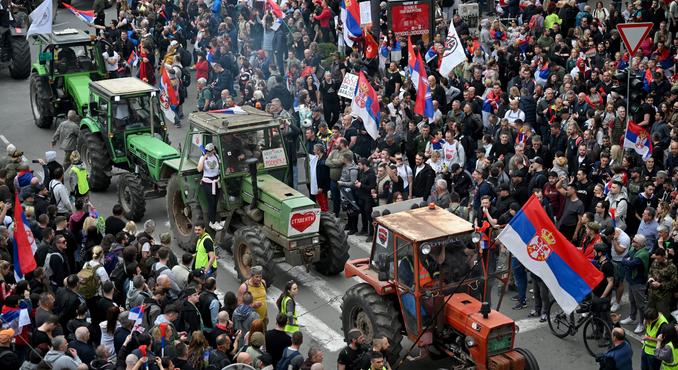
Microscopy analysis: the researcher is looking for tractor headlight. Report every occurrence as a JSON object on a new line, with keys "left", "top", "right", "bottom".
{"left": 465, "top": 336, "right": 477, "bottom": 348}
{"left": 420, "top": 243, "right": 431, "bottom": 255}
{"left": 312, "top": 237, "right": 319, "bottom": 244}
{"left": 472, "top": 232, "right": 482, "bottom": 244}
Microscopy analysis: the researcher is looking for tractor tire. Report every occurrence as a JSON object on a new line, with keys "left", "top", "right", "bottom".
{"left": 314, "top": 212, "right": 349, "bottom": 276}
{"left": 79, "top": 130, "right": 112, "bottom": 191}
{"left": 29, "top": 73, "right": 54, "bottom": 128}
{"left": 118, "top": 173, "right": 146, "bottom": 222}
{"left": 9, "top": 36, "right": 30, "bottom": 79}
{"left": 515, "top": 348, "right": 540, "bottom": 370}
{"left": 341, "top": 283, "right": 403, "bottom": 362}
{"left": 167, "top": 174, "right": 202, "bottom": 252}
{"left": 233, "top": 226, "right": 274, "bottom": 283}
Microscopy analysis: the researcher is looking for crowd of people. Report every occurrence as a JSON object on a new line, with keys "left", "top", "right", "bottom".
{"left": 1, "top": 0, "right": 678, "bottom": 367}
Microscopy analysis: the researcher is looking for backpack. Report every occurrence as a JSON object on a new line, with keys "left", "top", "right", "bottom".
{"left": 44, "top": 252, "right": 63, "bottom": 280}
{"left": 110, "top": 262, "right": 128, "bottom": 293}
{"left": 178, "top": 65, "right": 191, "bottom": 87}
{"left": 49, "top": 180, "right": 63, "bottom": 206}
{"left": 78, "top": 262, "right": 102, "bottom": 299}
{"left": 275, "top": 348, "right": 301, "bottom": 370}
{"left": 179, "top": 47, "right": 192, "bottom": 68}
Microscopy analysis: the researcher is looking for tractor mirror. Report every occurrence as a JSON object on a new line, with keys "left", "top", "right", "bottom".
{"left": 376, "top": 253, "right": 390, "bottom": 282}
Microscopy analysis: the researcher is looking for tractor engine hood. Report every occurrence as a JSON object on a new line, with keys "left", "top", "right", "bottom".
{"left": 444, "top": 293, "right": 516, "bottom": 357}
{"left": 241, "top": 174, "right": 320, "bottom": 237}
{"left": 63, "top": 73, "right": 92, "bottom": 111}
{"left": 127, "top": 134, "right": 180, "bottom": 162}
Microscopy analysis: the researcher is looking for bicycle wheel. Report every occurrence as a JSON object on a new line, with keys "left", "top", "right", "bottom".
{"left": 547, "top": 300, "right": 574, "bottom": 338}
{"left": 583, "top": 316, "right": 613, "bottom": 357}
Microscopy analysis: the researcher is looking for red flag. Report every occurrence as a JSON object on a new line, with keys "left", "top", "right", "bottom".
{"left": 267, "top": 0, "right": 283, "bottom": 19}
{"left": 160, "top": 67, "right": 179, "bottom": 108}
{"left": 364, "top": 29, "right": 378, "bottom": 59}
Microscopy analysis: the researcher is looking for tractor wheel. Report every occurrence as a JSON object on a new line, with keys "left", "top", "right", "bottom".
{"left": 79, "top": 130, "right": 112, "bottom": 191}
{"left": 118, "top": 173, "right": 146, "bottom": 222}
{"left": 233, "top": 226, "right": 274, "bottom": 282}
{"left": 9, "top": 36, "right": 30, "bottom": 79}
{"left": 167, "top": 174, "right": 203, "bottom": 252}
{"left": 515, "top": 348, "right": 540, "bottom": 370}
{"left": 29, "top": 73, "right": 54, "bottom": 128}
{"left": 314, "top": 212, "right": 349, "bottom": 276}
{"left": 341, "top": 283, "right": 403, "bottom": 362}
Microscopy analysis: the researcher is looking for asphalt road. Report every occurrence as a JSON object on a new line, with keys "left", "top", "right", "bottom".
{"left": 0, "top": 1, "right": 645, "bottom": 369}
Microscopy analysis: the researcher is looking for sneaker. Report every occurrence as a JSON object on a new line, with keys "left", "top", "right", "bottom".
{"left": 512, "top": 301, "right": 527, "bottom": 310}
{"left": 208, "top": 221, "right": 217, "bottom": 229}
{"left": 634, "top": 323, "right": 644, "bottom": 334}
{"left": 347, "top": 229, "right": 357, "bottom": 235}
{"left": 620, "top": 317, "right": 636, "bottom": 325}
{"left": 528, "top": 310, "right": 538, "bottom": 317}
{"left": 219, "top": 220, "right": 226, "bottom": 227}
{"left": 511, "top": 295, "right": 520, "bottom": 301}
{"left": 540, "top": 314, "right": 548, "bottom": 322}
{"left": 610, "top": 303, "right": 620, "bottom": 312}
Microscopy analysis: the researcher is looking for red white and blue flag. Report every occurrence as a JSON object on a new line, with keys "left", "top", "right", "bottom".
{"left": 127, "top": 49, "right": 139, "bottom": 68}
{"left": 407, "top": 37, "right": 434, "bottom": 119}
{"left": 209, "top": 106, "right": 248, "bottom": 114}
{"left": 159, "top": 67, "right": 178, "bottom": 122}
{"left": 340, "top": 0, "right": 361, "bottom": 47}
{"left": 351, "top": 71, "right": 380, "bottom": 140}
{"left": 12, "top": 192, "right": 37, "bottom": 281}
{"left": 129, "top": 305, "right": 145, "bottom": 330}
{"left": 497, "top": 195, "right": 603, "bottom": 314}
{"left": 623, "top": 120, "right": 653, "bottom": 161}
{"left": 266, "top": 0, "right": 284, "bottom": 19}
{"left": 424, "top": 45, "right": 437, "bottom": 63}
{"left": 62, "top": 3, "right": 95, "bottom": 24}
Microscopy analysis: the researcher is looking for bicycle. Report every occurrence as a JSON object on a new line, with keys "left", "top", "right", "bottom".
{"left": 546, "top": 299, "right": 613, "bottom": 357}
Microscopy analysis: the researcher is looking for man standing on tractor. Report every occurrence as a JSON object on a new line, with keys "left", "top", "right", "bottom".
{"left": 197, "top": 142, "right": 223, "bottom": 231}
{"left": 193, "top": 223, "right": 217, "bottom": 277}
{"left": 51, "top": 110, "right": 80, "bottom": 169}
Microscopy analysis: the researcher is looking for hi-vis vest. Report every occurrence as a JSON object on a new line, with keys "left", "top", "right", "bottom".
{"left": 280, "top": 296, "right": 298, "bottom": 334}
{"left": 644, "top": 313, "right": 669, "bottom": 355}
{"left": 661, "top": 342, "right": 678, "bottom": 370}
{"left": 71, "top": 166, "right": 89, "bottom": 195}
{"left": 407, "top": 257, "right": 439, "bottom": 287}
{"left": 195, "top": 233, "right": 217, "bottom": 269}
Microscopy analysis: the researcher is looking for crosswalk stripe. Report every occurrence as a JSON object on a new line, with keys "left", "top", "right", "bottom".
{"left": 217, "top": 256, "right": 347, "bottom": 352}
{"left": 277, "top": 261, "right": 343, "bottom": 312}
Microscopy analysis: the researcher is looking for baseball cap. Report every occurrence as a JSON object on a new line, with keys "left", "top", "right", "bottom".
{"left": 348, "top": 328, "right": 363, "bottom": 341}
{"left": 170, "top": 40, "right": 179, "bottom": 47}
{"left": 530, "top": 156, "right": 544, "bottom": 166}
{"left": 181, "top": 288, "right": 198, "bottom": 298}
{"left": 141, "top": 242, "right": 151, "bottom": 252}
{"left": 205, "top": 143, "right": 215, "bottom": 152}
{"left": 251, "top": 265, "right": 263, "bottom": 276}
{"left": 250, "top": 332, "right": 265, "bottom": 347}
{"left": 586, "top": 221, "right": 601, "bottom": 232}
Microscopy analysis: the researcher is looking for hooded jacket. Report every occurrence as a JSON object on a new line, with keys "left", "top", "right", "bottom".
{"left": 232, "top": 304, "right": 258, "bottom": 343}
{"left": 43, "top": 350, "right": 82, "bottom": 370}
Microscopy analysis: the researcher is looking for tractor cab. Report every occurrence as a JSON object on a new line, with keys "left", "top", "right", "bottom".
{"left": 342, "top": 204, "right": 539, "bottom": 370}
{"left": 86, "top": 77, "right": 169, "bottom": 160}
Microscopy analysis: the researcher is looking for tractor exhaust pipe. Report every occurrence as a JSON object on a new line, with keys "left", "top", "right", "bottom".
{"left": 244, "top": 158, "right": 263, "bottom": 222}
{"left": 480, "top": 302, "right": 490, "bottom": 319}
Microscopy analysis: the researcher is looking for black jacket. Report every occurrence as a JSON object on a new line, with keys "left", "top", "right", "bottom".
{"left": 0, "top": 346, "right": 20, "bottom": 370}
{"left": 198, "top": 291, "right": 220, "bottom": 329}
{"left": 412, "top": 164, "right": 435, "bottom": 198}
{"left": 177, "top": 301, "right": 202, "bottom": 335}
{"left": 55, "top": 287, "right": 84, "bottom": 335}
{"left": 69, "top": 340, "right": 96, "bottom": 365}
{"left": 355, "top": 168, "right": 376, "bottom": 200}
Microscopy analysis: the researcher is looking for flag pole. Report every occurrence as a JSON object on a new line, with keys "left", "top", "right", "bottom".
{"left": 625, "top": 43, "right": 630, "bottom": 128}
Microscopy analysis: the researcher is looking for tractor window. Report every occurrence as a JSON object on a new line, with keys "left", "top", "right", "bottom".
{"left": 97, "top": 98, "right": 109, "bottom": 123}
{"left": 112, "top": 96, "right": 154, "bottom": 132}
{"left": 395, "top": 237, "right": 414, "bottom": 290}
{"left": 53, "top": 44, "right": 98, "bottom": 74}
{"left": 221, "top": 129, "right": 286, "bottom": 174}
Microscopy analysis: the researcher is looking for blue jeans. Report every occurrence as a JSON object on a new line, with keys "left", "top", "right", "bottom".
{"left": 641, "top": 351, "right": 661, "bottom": 370}
{"left": 512, "top": 257, "right": 527, "bottom": 303}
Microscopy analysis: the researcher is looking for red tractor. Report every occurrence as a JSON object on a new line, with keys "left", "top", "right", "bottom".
{"left": 341, "top": 204, "right": 539, "bottom": 370}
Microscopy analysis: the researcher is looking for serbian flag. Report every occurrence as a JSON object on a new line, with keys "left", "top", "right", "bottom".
{"left": 62, "top": 3, "right": 95, "bottom": 23}
{"left": 407, "top": 37, "right": 434, "bottom": 119}
{"left": 378, "top": 37, "right": 389, "bottom": 72}
{"left": 351, "top": 71, "right": 380, "bottom": 140}
{"left": 159, "top": 67, "right": 178, "bottom": 122}
{"left": 209, "top": 106, "right": 248, "bottom": 114}
{"left": 623, "top": 120, "right": 653, "bottom": 161}
{"left": 266, "top": 0, "right": 284, "bottom": 19}
{"left": 129, "top": 305, "right": 145, "bottom": 331}
{"left": 497, "top": 195, "right": 603, "bottom": 314}
{"left": 12, "top": 192, "right": 37, "bottom": 281}
{"left": 340, "top": 0, "right": 361, "bottom": 47}
{"left": 424, "top": 45, "right": 437, "bottom": 63}
{"left": 127, "top": 50, "right": 139, "bottom": 68}
{"left": 364, "top": 29, "right": 378, "bottom": 59}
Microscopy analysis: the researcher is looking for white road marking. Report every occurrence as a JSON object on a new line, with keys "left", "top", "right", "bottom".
{"left": 216, "top": 257, "right": 347, "bottom": 352}
{"left": 0, "top": 135, "right": 8, "bottom": 144}
{"left": 277, "top": 261, "right": 343, "bottom": 312}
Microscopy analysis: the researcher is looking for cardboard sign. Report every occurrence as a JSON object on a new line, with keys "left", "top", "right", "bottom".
{"left": 359, "top": 1, "right": 372, "bottom": 26}
{"left": 338, "top": 73, "right": 359, "bottom": 99}
{"left": 288, "top": 209, "right": 321, "bottom": 236}
{"left": 262, "top": 148, "right": 287, "bottom": 168}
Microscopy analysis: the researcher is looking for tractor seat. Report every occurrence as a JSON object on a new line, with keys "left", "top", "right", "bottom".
{"left": 77, "top": 56, "right": 93, "bottom": 70}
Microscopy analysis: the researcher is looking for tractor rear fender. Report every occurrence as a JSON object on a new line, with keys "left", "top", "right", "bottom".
{"left": 79, "top": 117, "right": 101, "bottom": 134}
{"left": 344, "top": 258, "right": 397, "bottom": 296}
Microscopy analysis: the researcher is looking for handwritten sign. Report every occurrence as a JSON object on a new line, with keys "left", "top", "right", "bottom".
{"left": 288, "top": 208, "right": 321, "bottom": 236}
{"left": 359, "top": 1, "right": 372, "bottom": 26}
{"left": 262, "top": 148, "right": 287, "bottom": 168}
{"left": 338, "top": 73, "right": 359, "bottom": 99}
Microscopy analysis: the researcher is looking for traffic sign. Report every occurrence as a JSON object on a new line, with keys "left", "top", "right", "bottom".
{"left": 616, "top": 22, "right": 654, "bottom": 57}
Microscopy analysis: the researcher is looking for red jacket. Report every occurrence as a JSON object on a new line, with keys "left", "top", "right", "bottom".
{"left": 313, "top": 6, "right": 332, "bottom": 28}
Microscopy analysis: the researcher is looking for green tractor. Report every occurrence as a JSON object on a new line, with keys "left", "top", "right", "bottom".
{"left": 29, "top": 28, "right": 106, "bottom": 128}
{"left": 78, "top": 77, "right": 177, "bottom": 220}
{"left": 164, "top": 107, "right": 350, "bottom": 281}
